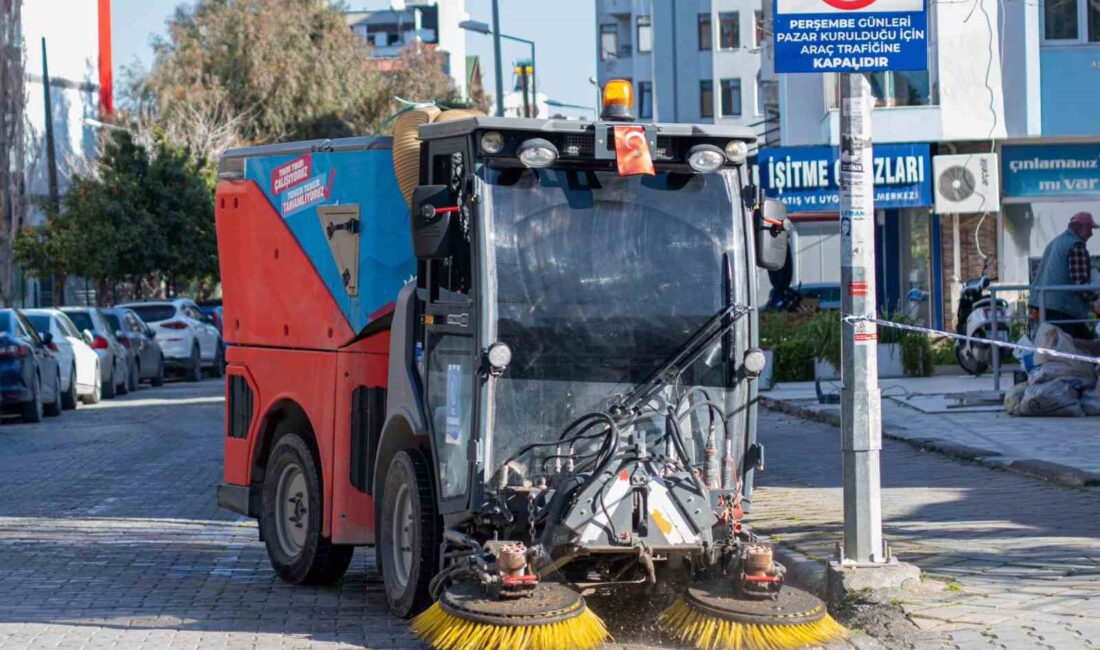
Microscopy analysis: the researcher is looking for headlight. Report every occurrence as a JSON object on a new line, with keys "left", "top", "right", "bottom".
{"left": 480, "top": 131, "right": 504, "bottom": 154}
{"left": 744, "top": 348, "right": 767, "bottom": 376}
{"left": 486, "top": 342, "right": 512, "bottom": 375}
{"left": 688, "top": 145, "right": 726, "bottom": 173}
{"left": 725, "top": 140, "right": 749, "bottom": 164}
{"left": 517, "top": 138, "right": 559, "bottom": 169}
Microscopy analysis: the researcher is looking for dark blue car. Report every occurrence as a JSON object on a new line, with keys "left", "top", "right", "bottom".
{"left": 0, "top": 309, "right": 63, "bottom": 423}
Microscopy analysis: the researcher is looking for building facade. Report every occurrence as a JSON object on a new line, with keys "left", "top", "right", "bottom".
{"left": 758, "top": 0, "right": 1099, "bottom": 331}
{"left": 20, "top": 0, "right": 108, "bottom": 307}
{"left": 345, "top": 0, "right": 469, "bottom": 99}
{"left": 594, "top": 0, "right": 764, "bottom": 135}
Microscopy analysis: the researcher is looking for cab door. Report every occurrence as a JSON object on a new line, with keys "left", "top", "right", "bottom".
{"left": 420, "top": 139, "right": 478, "bottom": 515}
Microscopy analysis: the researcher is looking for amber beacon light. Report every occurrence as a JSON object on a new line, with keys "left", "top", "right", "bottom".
{"left": 601, "top": 79, "right": 635, "bottom": 121}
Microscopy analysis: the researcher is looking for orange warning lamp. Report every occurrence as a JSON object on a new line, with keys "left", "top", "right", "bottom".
{"left": 601, "top": 79, "right": 635, "bottom": 121}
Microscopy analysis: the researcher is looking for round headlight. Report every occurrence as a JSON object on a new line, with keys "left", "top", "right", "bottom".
{"left": 486, "top": 342, "right": 512, "bottom": 373}
{"left": 744, "top": 348, "right": 767, "bottom": 376}
{"left": 687, "top": 145, "right": 726, "bottom": 173}
{"left": 517, "top": 138, "right": 559, "bottom": 169}
{"left": 480, "top": 131, "right": 504, "bottom": 155}
{"left": 725, "top": 140, "right": 749, "bottom": 164}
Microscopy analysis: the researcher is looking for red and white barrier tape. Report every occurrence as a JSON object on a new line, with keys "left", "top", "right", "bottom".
{"left": 841, "top": 314, "right": 1100, "bottom": 366}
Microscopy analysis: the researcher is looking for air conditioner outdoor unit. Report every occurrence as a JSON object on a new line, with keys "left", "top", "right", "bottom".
{"left": 933, "top": 153, "right": 1000, "bottom": 214}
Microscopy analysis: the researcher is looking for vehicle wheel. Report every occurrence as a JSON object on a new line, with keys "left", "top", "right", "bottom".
{"left": 260, "top": 432, "right": 353, "bottom": 585}
{"left": 117, "top": 359, "right": 130, "bottom": 396}
{"left": 128, "top": 360, "right": 139, "bottom": 392}
{"left": 61, "top": 364, "right": 78, "bottom": 410}
{"left": 381, "top": 449, "right": 438, "bottom": 618}
{"left": 101, "top": 362, "right": 117, "bottom": 399}
{"left": 151, "top": 355, "right": 165, "bottom": 387}
{"left": 21, "top": 375, "right": 43, "bottom": 424}
{"left": 209, "top": 345, "right": 225, "bottom": 378}
{"left": 44, "top": 374, "right": 62, "bottom": 417}
{"left": 187, "top": 344, "right": 202, "bottom": 383}
{"left": 84, "top": 364, "right": 102, "bottom": 404}
{"left": 955, "top": 344, "right": 988, "bottom": 376}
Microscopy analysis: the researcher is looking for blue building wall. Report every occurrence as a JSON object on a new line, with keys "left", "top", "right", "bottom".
{"left": 1040, "top": 47, "right": 1100, "bottom": 136}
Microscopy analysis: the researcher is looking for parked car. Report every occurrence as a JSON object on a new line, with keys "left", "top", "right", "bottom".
{"left": 104, "top": 308, "right": 166, "bottom": 390}
{"left": 797, "top": 283, "right": 842, "bottom": 311}
{"left": 197, "top": 299, "right": 224, "bottom": 335}
{"left": 60, "top": 307, "right": 130, "bottom": 398}
{"left": 24, "top": 309, "right": 102, "bottom": 406}
{"left": 0, "top": 309, "right": 63, "bottom": 422}
{"left": 120, "top": 299, "right": 224, "bottom": 381}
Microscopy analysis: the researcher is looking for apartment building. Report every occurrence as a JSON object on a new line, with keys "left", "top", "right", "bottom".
{"left": 595, "top": 0, "right": 764, "bottom": 135}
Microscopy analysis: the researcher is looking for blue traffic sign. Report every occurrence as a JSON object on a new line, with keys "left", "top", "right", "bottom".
{"left": 774, "top": 0, "right": 928, "bottom": 73}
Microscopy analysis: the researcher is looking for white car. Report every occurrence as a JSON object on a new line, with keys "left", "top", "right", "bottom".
{"left": 23, "top": 309, "right": 102, "bottom": 406}
{"left": 119, "top": 299, "right": 224, "bottom": 381}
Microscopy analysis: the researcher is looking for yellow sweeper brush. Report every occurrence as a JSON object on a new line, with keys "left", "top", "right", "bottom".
{"left": 659, "top": 581, "right": 848, "bottom": 650}
{"left": 411, "top": 581, "right": 610, "bottom": 650}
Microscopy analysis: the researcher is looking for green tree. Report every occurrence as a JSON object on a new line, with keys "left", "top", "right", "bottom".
{"left": 14, "top": 129, "right": 216, "bottom": 304}
{"left": 140, "top": 0, "right": 462, "bottom": 150}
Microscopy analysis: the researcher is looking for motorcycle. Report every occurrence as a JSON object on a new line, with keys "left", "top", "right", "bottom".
{"left": 955, "top": 262, "right": 1011, "bottom": 375}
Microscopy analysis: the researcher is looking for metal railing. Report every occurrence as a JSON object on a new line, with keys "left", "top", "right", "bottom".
{"left": 988, "top": 282, "right": 1100, "bottom": 391}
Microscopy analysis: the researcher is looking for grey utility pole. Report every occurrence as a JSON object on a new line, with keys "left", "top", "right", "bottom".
{"left": 490, "top": 0, "right": 504, "bottom": 117}
{"left": 838, "top": 72, "right": 885, "bottom": 565}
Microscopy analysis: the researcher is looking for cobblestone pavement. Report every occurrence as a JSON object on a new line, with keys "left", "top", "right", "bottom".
{"left": 753, "top": 408, "right": 1100, "bottom": 649}
{"left": 0, "top": 380, "right": 858, "bottom": 650}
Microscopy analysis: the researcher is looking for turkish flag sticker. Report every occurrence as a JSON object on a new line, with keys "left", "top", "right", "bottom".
{"left": 613, "top": 126, "right": 655, "bottom": 177}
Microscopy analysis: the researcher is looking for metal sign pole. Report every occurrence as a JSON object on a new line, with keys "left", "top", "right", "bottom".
{"left": 839, "top": 72, "right": 885, "bottom": 565}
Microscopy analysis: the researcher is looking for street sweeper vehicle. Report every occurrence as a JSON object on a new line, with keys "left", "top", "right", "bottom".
{"left": 214, "top": 80, "right": 847, "bottom": 650}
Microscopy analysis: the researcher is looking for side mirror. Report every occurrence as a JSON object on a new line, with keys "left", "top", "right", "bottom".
{"left": 115, "top": 330, "right": 125, "bottom": 340}
{"left": 410, "top": 184, "right": 457, "bottom": 259}
{"left": 755, "top": 198, "right": 791, "bottom": 272}
{"left": 82, "top": 329, "right": 94, "bottom": 345}
{"left": 41, "top": 331, "right": 53, "bottom": 346}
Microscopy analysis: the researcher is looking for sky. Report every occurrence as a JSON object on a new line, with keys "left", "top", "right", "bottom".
{"left": 111, "top": 0, "right": 597, "bottom": 114}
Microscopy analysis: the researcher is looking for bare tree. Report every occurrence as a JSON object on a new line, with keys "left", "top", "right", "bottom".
{"left": 0, "top": 0, "right": 24, "bottom": 305}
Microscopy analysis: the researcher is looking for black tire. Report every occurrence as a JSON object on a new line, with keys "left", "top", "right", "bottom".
{"left": 380, "top": 449, "right": 439, "bottom": 619}
{"left": 260, "top": 432, "right": 353, "bottom": 585}
{"left": 955, "top": 343, "right": 988, "bottom": 376}
{"left": 44, "top": 372, "right": 62, "bottom": 417}
{"left": 186, "top": 344, "right": 202, "bottom": 383}
{"left": 117, "top": 360, "right": 129, "bottom": 395}
{"left": 21, "top": 375, "right": 43, "bottom": 423}
{"left": 102, "top": 360, "right": 117, "bottom": 399}
{"left": 151, "top": 355, "right": 165, "bottom": 387}
{"left": 209, "top": 344, "right": 225, "bottom": 378}
{"left": 61, "top": 364, "right": 78, "bottom": 410}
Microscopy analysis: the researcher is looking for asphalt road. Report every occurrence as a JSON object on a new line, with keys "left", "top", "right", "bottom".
{"left": 0, "top": 379, "right": 857, "bottom": 650}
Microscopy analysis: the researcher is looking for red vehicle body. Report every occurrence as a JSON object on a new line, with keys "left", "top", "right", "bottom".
{"left": 214, "top": 139, "right": 414, "bottom": 556}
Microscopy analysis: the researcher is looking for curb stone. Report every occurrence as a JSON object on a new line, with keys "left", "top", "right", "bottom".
{"left": 759, "top": 396, "right": 1100, "bottom": 489}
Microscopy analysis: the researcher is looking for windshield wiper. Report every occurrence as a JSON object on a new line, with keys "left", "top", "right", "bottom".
{"left": 610, "top": 302, "right": 752, "bottom": 415}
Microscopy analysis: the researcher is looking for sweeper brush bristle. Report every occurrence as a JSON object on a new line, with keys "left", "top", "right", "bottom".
{"left": 659, "top": 598, "right": 849, "bottom": 650}
{"left": 411, "top": 600, "right": 610, "bottom": 650}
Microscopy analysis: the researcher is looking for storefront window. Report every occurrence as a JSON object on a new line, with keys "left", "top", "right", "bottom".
{"left": 865, "top": 71, "right": 932, "bottom": 107}
{"left": 901, "top": 212, "right": 933, "bottom": 327}
{"left": 1045, "top": 0, "right": 1079, "bottom": 40}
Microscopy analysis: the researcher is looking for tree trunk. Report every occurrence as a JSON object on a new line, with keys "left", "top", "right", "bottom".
{"left": 0, "top": 2, "right": 26, "bottom": 306}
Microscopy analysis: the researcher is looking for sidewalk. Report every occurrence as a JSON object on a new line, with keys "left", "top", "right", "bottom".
{"left": 751, "top": 408, "right": 1100, "bottom": 649}
{"left": 761, "top": 374, "right": 1100, "bottom": 487}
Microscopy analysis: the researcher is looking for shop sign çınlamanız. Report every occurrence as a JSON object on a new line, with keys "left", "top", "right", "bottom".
{"left": 759, "top": 143, "right": 932, "bottom": 213}
{"left": 774, "top": 0, "right": 928, "bottom": 73}
{"left": 1001, "top": 143, "right": 1100, "bottom": 198}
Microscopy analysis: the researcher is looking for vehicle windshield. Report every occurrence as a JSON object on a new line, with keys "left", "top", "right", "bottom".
{"left": 482, "top": 167, "right": 742, "bottom": 474}
{"left": 0, "top": 312, "right": 11, "bottom": 333}
{"left": 63, "top": 311, "right": 95, "bottom": 333}
{"left": 25, "top": 314, "right": 50, "bottom": 334}
{"left": 129, "top": 304, "right": 175, "bottom": 323}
